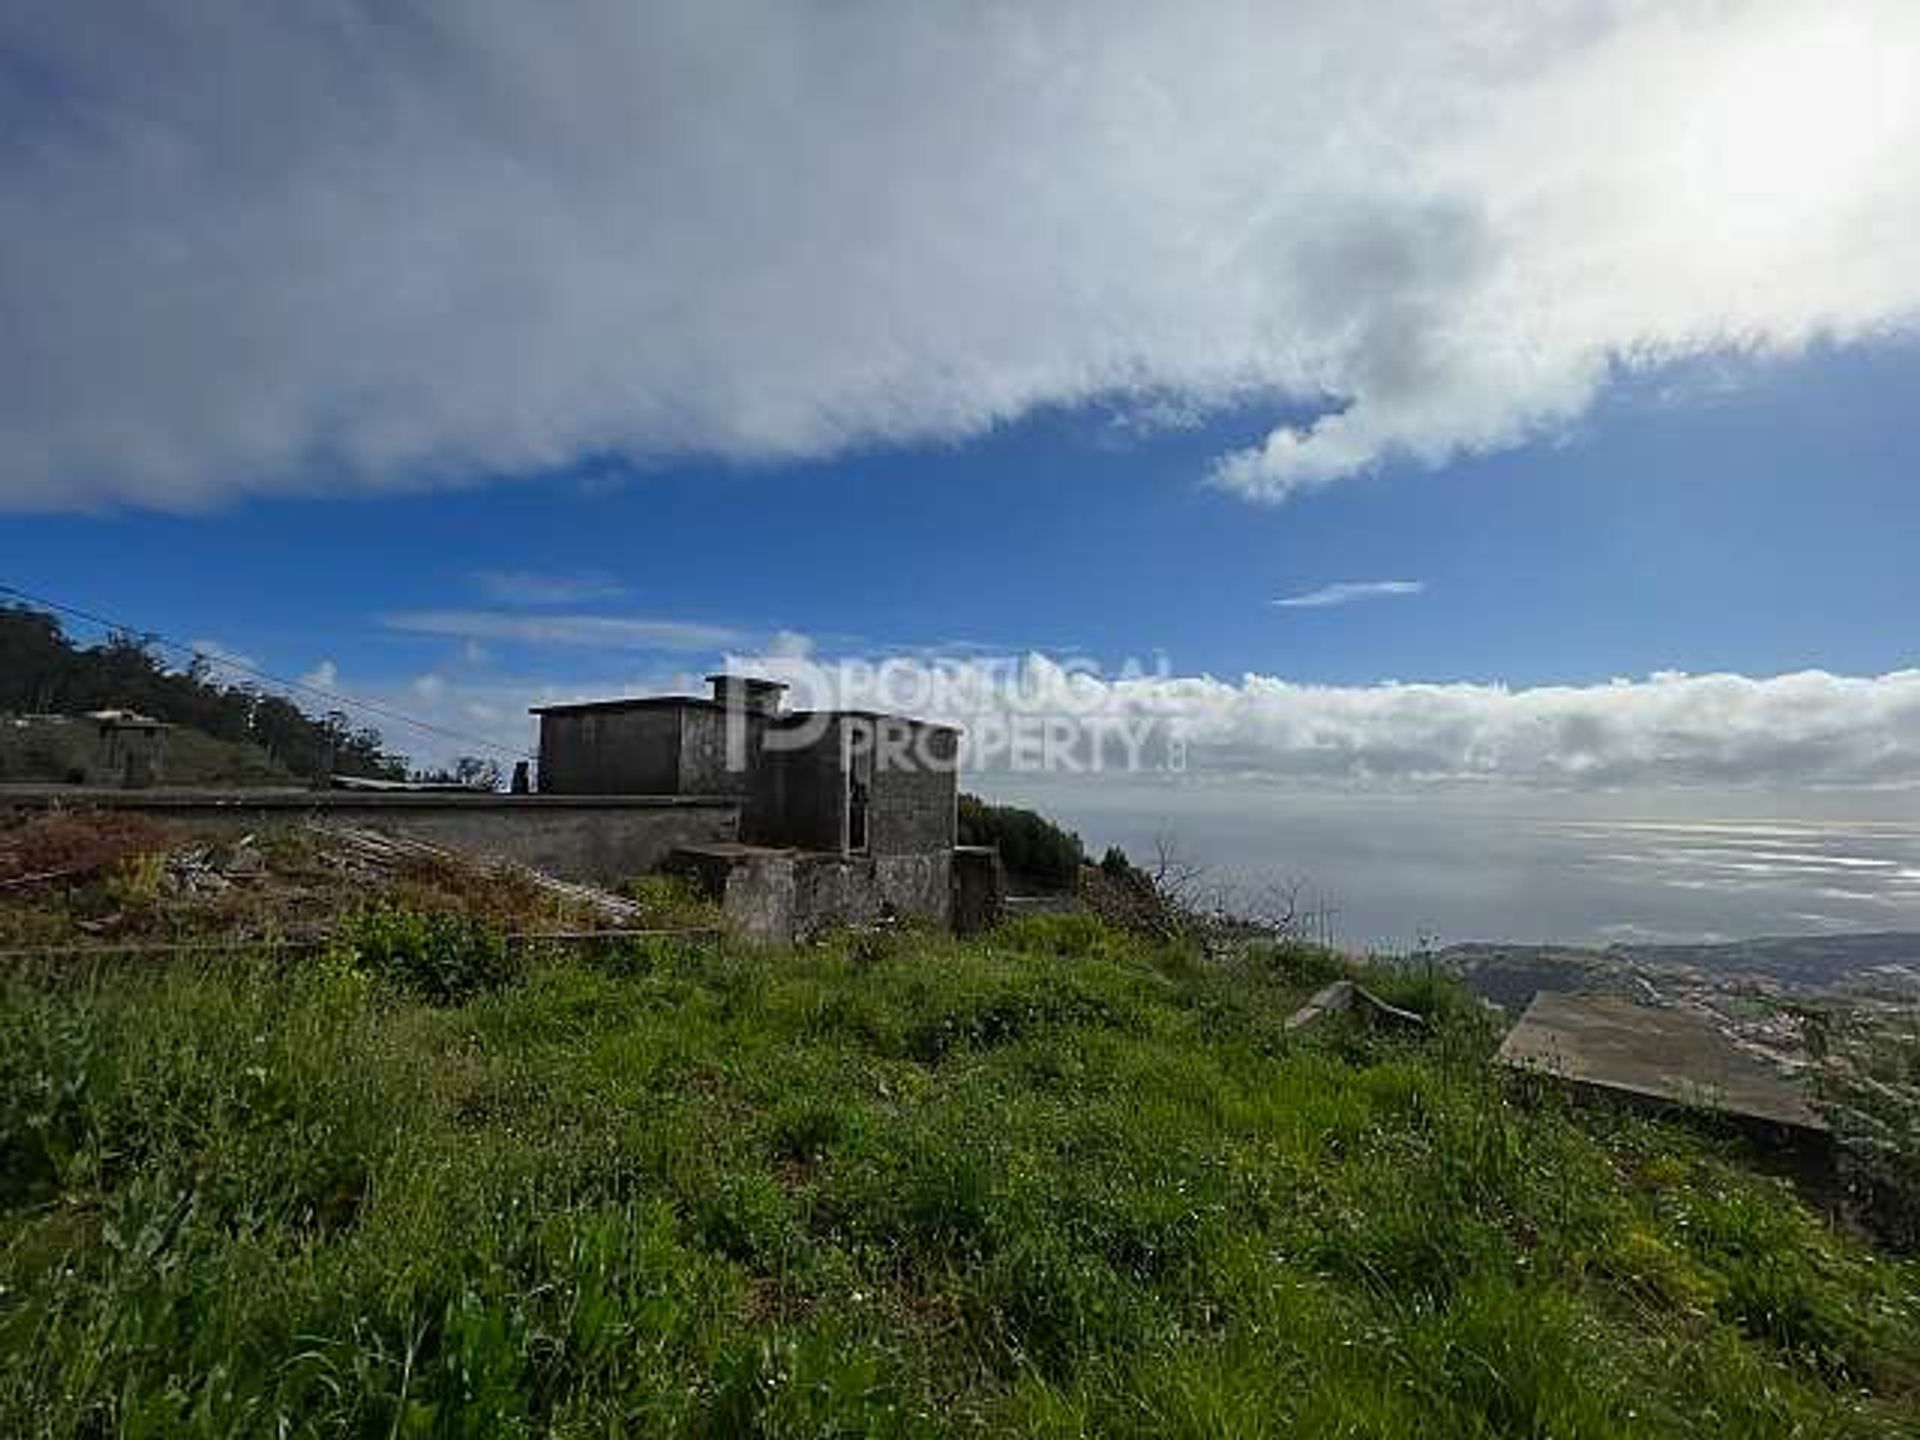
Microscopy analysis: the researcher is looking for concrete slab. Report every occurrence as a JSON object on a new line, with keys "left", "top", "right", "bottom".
{"left": 1285, "top": 980, "right": 1428, "bottom": 1033}
{"left": 670, "top": 842, "right": 799, "bottom": 861}
{"left": 1496, "top": 992, "right": 1828, "bottom": 1135}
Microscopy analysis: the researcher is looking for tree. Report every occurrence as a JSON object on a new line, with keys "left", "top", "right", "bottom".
{"left": 454, "top": 756, "right": 505, "bottom": 791}
{"left": 0, "top": 603, "right": 408, "bottom": 782}
{"left": 956, "top": 794, "right": 1085, "bottom": 890}
{"left": 410, "top": 756, "right": 505, "bottom": 790}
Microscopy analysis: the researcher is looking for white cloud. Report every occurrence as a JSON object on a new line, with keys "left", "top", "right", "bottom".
{"left": 383, "top": 608, "right": 748, "bottom": 653}
{"left": 764, "top": 629, "right": 816, "bottom": 660}
{"left": 1276, "top": 580, "right": 1425, "bottom": 609}
{"left": 286, "top": 639, "right": 1920, "bottom": 793}
{"left": 3, "top": 2, "right": 1916, "bottom": 510}
{"left": 471, "top": 569, "right": 625, "bottom": 607}
{"left": 186, "top": 638, "right": 257, "bottom": 674}
{"left": 280, "top": 665, "right": 701, "bottom": 770}
{"left": 723, "top": 651, "right": 1920, "bottom": 789}
{"left": 300, "top": 659, "right": 339, "bottom": 691}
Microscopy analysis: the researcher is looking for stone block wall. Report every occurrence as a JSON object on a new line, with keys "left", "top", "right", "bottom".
{"left": 668, "top": 843, "right": 954, "bottom": 942}
{"left": 678, "top": 706, "right": 759, "bottom": 796}
{"left": 867, "top": 720, "right": 958, "bottom": 857}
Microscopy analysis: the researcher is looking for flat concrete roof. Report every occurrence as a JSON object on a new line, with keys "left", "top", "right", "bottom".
{"left": 1496, "top": 992, "right": 1827, "bottom": 1134}
{"left": 706, "top": 674, "right": 787, "bottom": 692}
{"left": 777, "top": 708, "right": 963, "bottom": 735}
{"left": 529, "top": 695, "right": 719, "bottom": 716}
{"left": 0, "top": 786, "right": 737, "bottom": 811}
{"left": 528, "top": 697, "right": 962, "bottom": 734}
{"left": 672, "top": 842, "right": 799, "bottom": 861}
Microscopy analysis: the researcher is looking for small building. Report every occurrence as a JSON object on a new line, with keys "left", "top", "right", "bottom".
{"left": 530, "top": 683, "right": 768, "bottom": 799}
{"left": 87, "top": 709, "right": 172, "bottom": 789}
{"left": 531, "top": 676, "right": 959, "bottom": 856}
{"left": 531, "top": 676, "right": 978, "bottom": 938}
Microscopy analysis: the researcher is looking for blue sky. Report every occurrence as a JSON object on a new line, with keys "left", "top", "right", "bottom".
{"left": 4, "top": 0, "right": 1919, "bottom": 808}
{"left": 7, "top": 2, "right": 1920, "bottom": 943}
{"left": 10, "top": 338, "right": 1916, "bottom": 708}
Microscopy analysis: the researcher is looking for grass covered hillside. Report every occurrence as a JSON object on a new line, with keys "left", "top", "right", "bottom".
{"left": 0, "top": 604, "right": 405, "bottom": 783}
{"left": 0, "top": 716, "right": 300, "bottom": 789}
{"left": 3, "top": 917, "right": 1917, "bottom": 1438}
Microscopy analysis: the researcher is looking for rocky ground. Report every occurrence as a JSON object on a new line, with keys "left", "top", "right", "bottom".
{"left": 0, "top": 809, "right": 708, "bottom": 956}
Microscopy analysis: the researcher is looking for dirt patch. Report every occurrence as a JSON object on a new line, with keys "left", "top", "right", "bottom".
{"left": 0, "top": 812, "right": 666, "bottom": 955}
{"left": 0, "top": 809, "right": 177, "bottom": 885}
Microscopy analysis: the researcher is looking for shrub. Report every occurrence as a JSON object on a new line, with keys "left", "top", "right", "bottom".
{"left": 335, "top": 903, "right": 518, "bottom": 1004}
{"left": 992, "top": 910, "right": 1119, "bottom": 960}
{"left": 622, "top": 873, "right": 724, "bottom": 930}
{"left": 103, "top": 851, "right": 166, "bottom": 910}
{"left": 0, "top": 994, "right": 94, "bottom": 1207}
{"left": 0, "top": 810, "right": 174, "bottom": 883}
{"left": 1813, "top": 1013, "right": 1920, "bottom": 1250}
{"left": 958, "top": 794, "right": 1085, "bottom": 891}
{"left": 1239, "top": 939, "right": 1350, "bottom": 989}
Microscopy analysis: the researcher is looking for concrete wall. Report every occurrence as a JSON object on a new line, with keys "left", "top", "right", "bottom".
{"left": 97, "top": 722, "right": 168, "bottom": 789}
{"left": 533, "top": 698, "right": 958, "bottom": 863}
{"left": 951, "top": 845, "right": 1005, "bottom": 935}
{"left": 537, "top": 707, "right": 683, "bottom": 795}
{"left": 667, "top": 847, "right": 798, "bottom": 943}
{"left": 669, "top": 843, "right": 953, "bottom": 942}
{"left": 0, "top": 789, "right": 739, "bottom": 886}
{"left": 536, "top": 702, "right": 766, "bottom": 800}
{"left": 751, "top": 717, "right": 847, "bottom": 852}
{"left": 679, "top": 706, "right": 759, "bottom": 797}
{"left": 866, "top": 719, "right": 958, "bottom": 857}
{"left": 872, "top": 850, "right": 952, "bottom": 926}
{"left": 743, "top": 714, "right": 956, "bottom": 856}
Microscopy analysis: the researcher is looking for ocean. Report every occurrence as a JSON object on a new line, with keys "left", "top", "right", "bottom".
{"left": 977, "top": 776, "right": 1920, "bottom": 953}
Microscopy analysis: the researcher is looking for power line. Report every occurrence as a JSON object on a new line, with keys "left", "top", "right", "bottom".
{"left": 0, "top": 581, "right": 535, "bottom": 761}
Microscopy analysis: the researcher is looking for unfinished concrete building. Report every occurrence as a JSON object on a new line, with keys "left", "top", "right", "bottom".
{"left": 89, "top": 710, "right": 171, "bottom": 788}
{"left": 532, "top": 676, "right": 985, "bottom": 939}
{"left": 2, "top": 677, "right": 996, "bottom": 942}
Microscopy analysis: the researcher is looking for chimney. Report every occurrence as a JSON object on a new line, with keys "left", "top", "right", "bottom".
{"left": 707, "top": 674, "right": 788, "bottom": 715}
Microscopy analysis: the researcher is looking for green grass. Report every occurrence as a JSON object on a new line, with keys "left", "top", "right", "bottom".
{"left": 0, "top": 719, "right": 296, "bottom": 788}
{"left": 1, "top": 918, "right": 1916, "bottom": 1437}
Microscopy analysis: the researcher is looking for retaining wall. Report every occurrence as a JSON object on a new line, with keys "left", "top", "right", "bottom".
{"left": 667, "top": 844, "right": 955, "bottom": 942}
{"left": 0, "top": 788, "right": 740, "bottom": 886}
